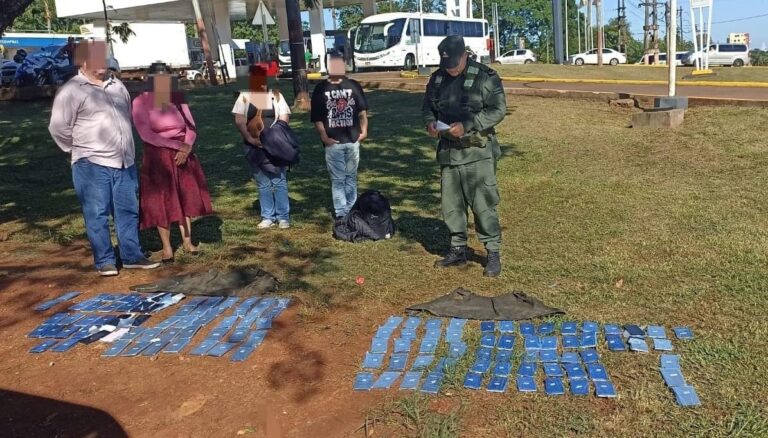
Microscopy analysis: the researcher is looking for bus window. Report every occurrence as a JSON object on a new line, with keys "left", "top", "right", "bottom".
{"left": 424, "top": 19, "right": 446, "bottom": 37}
{"left": 355, "top": 18, "right": 406, "bottom": 53}
{"left": 406, "top": 18, "right": 421, "bottom": 36}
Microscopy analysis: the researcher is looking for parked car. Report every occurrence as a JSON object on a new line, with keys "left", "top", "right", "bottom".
{"left": 495, "top": 49, "right": 536, "bottom": 64}
{"left": 570, "top": 48, "right": 627, "bottom": 66}
{"left": 637, "top": 52, "right": 689, "bottom": 65}
{"left": 683, "top": 44, "right": 750, "bottom": 67}
{"left": 185, "top": 60, "right": 223, "bottom": 81}
{"left": 1, "top": 58, "right": 19, "bottom": 87}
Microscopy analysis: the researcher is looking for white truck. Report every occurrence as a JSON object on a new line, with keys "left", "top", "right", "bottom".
{"left": 81, "top": 21, "right": 193, "bottom": 79}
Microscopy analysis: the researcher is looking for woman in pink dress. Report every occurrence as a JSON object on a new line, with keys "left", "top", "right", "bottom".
{"left": 132, "top": 63, "right": 213, "bottom": 263}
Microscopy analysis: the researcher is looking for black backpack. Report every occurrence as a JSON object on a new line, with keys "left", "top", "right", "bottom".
{"left": 333, "top": 190, "right": 395, "bottom": 243}
{"left": 260, "top": 120, "right": 301, "bottom": 167}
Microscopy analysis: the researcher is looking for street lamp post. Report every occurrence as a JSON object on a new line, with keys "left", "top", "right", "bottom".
{"left": 101, "top": 0, "right": 113, "bottom": 54}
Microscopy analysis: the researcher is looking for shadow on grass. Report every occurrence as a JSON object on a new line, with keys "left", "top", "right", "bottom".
{"left": 139, "top": 215, "right": 224, "bottom": 254}
{"left": 0, "top": 84, "right": 517, "bottom": 312}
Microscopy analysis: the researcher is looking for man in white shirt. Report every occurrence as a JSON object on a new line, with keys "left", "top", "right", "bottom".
{"left": 49, "top": 40, "right": 159, "bottom": 276}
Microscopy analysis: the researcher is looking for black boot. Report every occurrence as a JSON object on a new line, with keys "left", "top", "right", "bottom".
{"left": 434, "top": 246, "right": 468, "bottom": 268}
{"left": 483, "top": 251, "right": 501, "bottom": 277}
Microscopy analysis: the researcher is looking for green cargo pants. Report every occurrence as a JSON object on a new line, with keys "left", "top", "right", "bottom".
{"left": 440, "top": 157, "right": 501, "bottom": 251}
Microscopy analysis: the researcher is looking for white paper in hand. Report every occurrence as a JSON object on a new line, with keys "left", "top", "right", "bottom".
{"left": 435, "top": 120, "right": 451, "bottom": 131}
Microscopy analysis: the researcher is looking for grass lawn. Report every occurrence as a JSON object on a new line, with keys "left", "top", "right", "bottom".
{"left": 492, "top": 63, "right": 768, "bottom": 83}
{"left": 1, "top": 82, "right": 767, "bottom": 437}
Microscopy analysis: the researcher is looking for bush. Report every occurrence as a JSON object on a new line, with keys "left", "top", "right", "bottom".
{"left": 750, "top": 49, "right": 768, "bottom": 66}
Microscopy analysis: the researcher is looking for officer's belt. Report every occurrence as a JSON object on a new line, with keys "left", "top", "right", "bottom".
{"left": 439, "top": 129, "right": 495, "bottom": 149}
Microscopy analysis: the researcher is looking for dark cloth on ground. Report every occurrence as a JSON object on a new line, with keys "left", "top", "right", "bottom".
{"left": 130, "top": 268, "right": 279, "bottom": 297}
{"left": 406, "top": 287, "right": 564, "bottom": 320}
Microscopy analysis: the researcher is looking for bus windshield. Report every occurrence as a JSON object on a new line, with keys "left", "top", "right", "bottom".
{"left": 279, "top": 40, "right": 290, "bottom": 56}
{"left": 355, "top": 18, "right": 406, "bottom": 53}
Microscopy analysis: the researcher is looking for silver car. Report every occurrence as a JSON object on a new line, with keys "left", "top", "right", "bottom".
{"left": 683, "top": 44, "right": 750, "bottom": 67}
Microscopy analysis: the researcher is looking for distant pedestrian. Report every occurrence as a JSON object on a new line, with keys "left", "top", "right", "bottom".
{"left": 310, "top": 53, "right": 368, "bottom": 219}
{"left": 64, "top": 36, "right": 75, "bottom": 66}
{"left": 132, "top": 62, "right": 213, "bottom": 263}
{"left": 422, "top": 35, "right": 507, "bottom": 277}
{"left": 49, "top": 40, "right": 160, "bottom": 276}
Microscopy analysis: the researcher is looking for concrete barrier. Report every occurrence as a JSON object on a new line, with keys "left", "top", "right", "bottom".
{"left": 632, "top": 108, "right": 685, "bottom": 128}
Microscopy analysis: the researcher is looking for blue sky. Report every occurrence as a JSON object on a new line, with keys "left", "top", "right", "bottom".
{"left": 626, "top": 0, "right": 768, "bottom": 49}
{"left": 310, "top": 0, "right": 768, "bottom": 49}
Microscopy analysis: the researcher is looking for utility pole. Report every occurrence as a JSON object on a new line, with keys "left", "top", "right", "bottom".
{"left": 552, "top": 0, "right": 565, "bottom": 63}
{"left": 642, "top": 0, "right": 650, "bottom": 60}
{"left": 617, "top": 0, "right": 628, "bottom": 53}
{"left": 652, "top": 0, "right": 660, "bottom": 58}
{"left": 101, "top": 0, "right": 113, "bottom": 54}
{"left": 640, "top": 0, "right": 660, "bottom": 63}
{"left": 577, "top": 0, "right": 582, "bottom": 53}
{"left": 565, "top": 0, "right": 569, "bottom": 58}
{"left": 668, "top": 0, "right": 677, "bottom": 96}
{"left": 596, "top": 0, "right": 603, "bottom": 65}
{"left": 586, "top": 0, "right": 593, "bottom": 50}
{"left": 677, "top": 6, "right": 683, "bottom": 50}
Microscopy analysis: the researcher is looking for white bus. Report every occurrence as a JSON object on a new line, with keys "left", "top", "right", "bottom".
{"left": 353, "top": 12, "right": 490, "bottom": 71}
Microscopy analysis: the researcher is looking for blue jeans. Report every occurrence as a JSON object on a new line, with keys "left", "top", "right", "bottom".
{"left": 325, "top": 142, "right": 360, "bottom": 217}
{"left": 254, "top": 169, "right": 290, "bottom": 221}
{"left": 72, "top": 159, "right": 145, "bottom": 269}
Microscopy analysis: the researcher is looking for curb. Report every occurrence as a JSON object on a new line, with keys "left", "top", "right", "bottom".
{"left": 498, "top": 76, "right": 768, "bottom": 88}
{"left": 398, "top": 71, "right": 768, "bottom": 88}
{"left": 355, "top": 79, "right": 768, "bottom": 108}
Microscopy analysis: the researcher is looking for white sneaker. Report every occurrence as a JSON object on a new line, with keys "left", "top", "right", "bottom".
{"left": 278, "top": 220, "right": 290, "bottom": 229}
{"left": 257, "top": 219, "right": 275, "bottom": 229}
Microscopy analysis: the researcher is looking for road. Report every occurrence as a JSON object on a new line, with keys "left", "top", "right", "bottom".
{"left": 501, "top": 80, "right": 768, "bottom": 101}
{"left": 348, "top": 71, "right": 768, "bottom": 101}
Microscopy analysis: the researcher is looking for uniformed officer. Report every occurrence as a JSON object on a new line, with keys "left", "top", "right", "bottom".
{"left": 422, "top": 35, "right": 507, "bottom": 277}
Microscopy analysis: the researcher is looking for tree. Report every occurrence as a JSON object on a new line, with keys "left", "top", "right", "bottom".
{"left": 338, "top": 5, "right": 363, "bottom": 30}
{"left": 287, "top": 0, "right": 313, "bottom": 109}
{"left": 232, "top": 19, "right": 280, "bottom": 43}
{"left": 4, "top": 0, "right": 82, "bottom": 35}
{"left": 185, "top": 23, "right": 197, "bottom": 38}
{"left": 751, "top": 49, "right": 768, "bottom": 66}
{"left": 1, "top": 0, "right": 35, "bottom": 35}
{"left": 110, "top": 22, "right": 135, "bottom": 44}
{"left": 337, "top": 0, "right": 444, "bottom": 30}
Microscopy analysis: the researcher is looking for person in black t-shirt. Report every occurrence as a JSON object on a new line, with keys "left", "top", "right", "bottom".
{"left": 310, "top": 54, "right": 369, "bottom": 219}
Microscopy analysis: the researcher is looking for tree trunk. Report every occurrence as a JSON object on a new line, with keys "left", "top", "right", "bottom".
{"left": 191, "top": 0, "right": 218, "bottom": 86}
{"left": 286, "top": 0, "right": 310, "bottom": 110}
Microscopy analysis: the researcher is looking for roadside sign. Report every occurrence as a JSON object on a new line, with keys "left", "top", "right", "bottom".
{"left": 252, "top": 1, "right": 275, "bottom": 26}
{"left": 690, "top": 0, "right": 712, "bottom": 8}
{"left": 690, "top": 0, "right": 714, "bottom": 73}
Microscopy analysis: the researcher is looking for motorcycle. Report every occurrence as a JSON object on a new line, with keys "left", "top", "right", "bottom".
{"left": 12, "top": 46, "right": 76, "bottom": 87}
{"left": 14, "top": 54, "right": 52, "bottom": 86}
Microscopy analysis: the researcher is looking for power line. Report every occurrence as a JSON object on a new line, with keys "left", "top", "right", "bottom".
{"left": 712, "top": 12, "right": 768, "bottom": 25}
